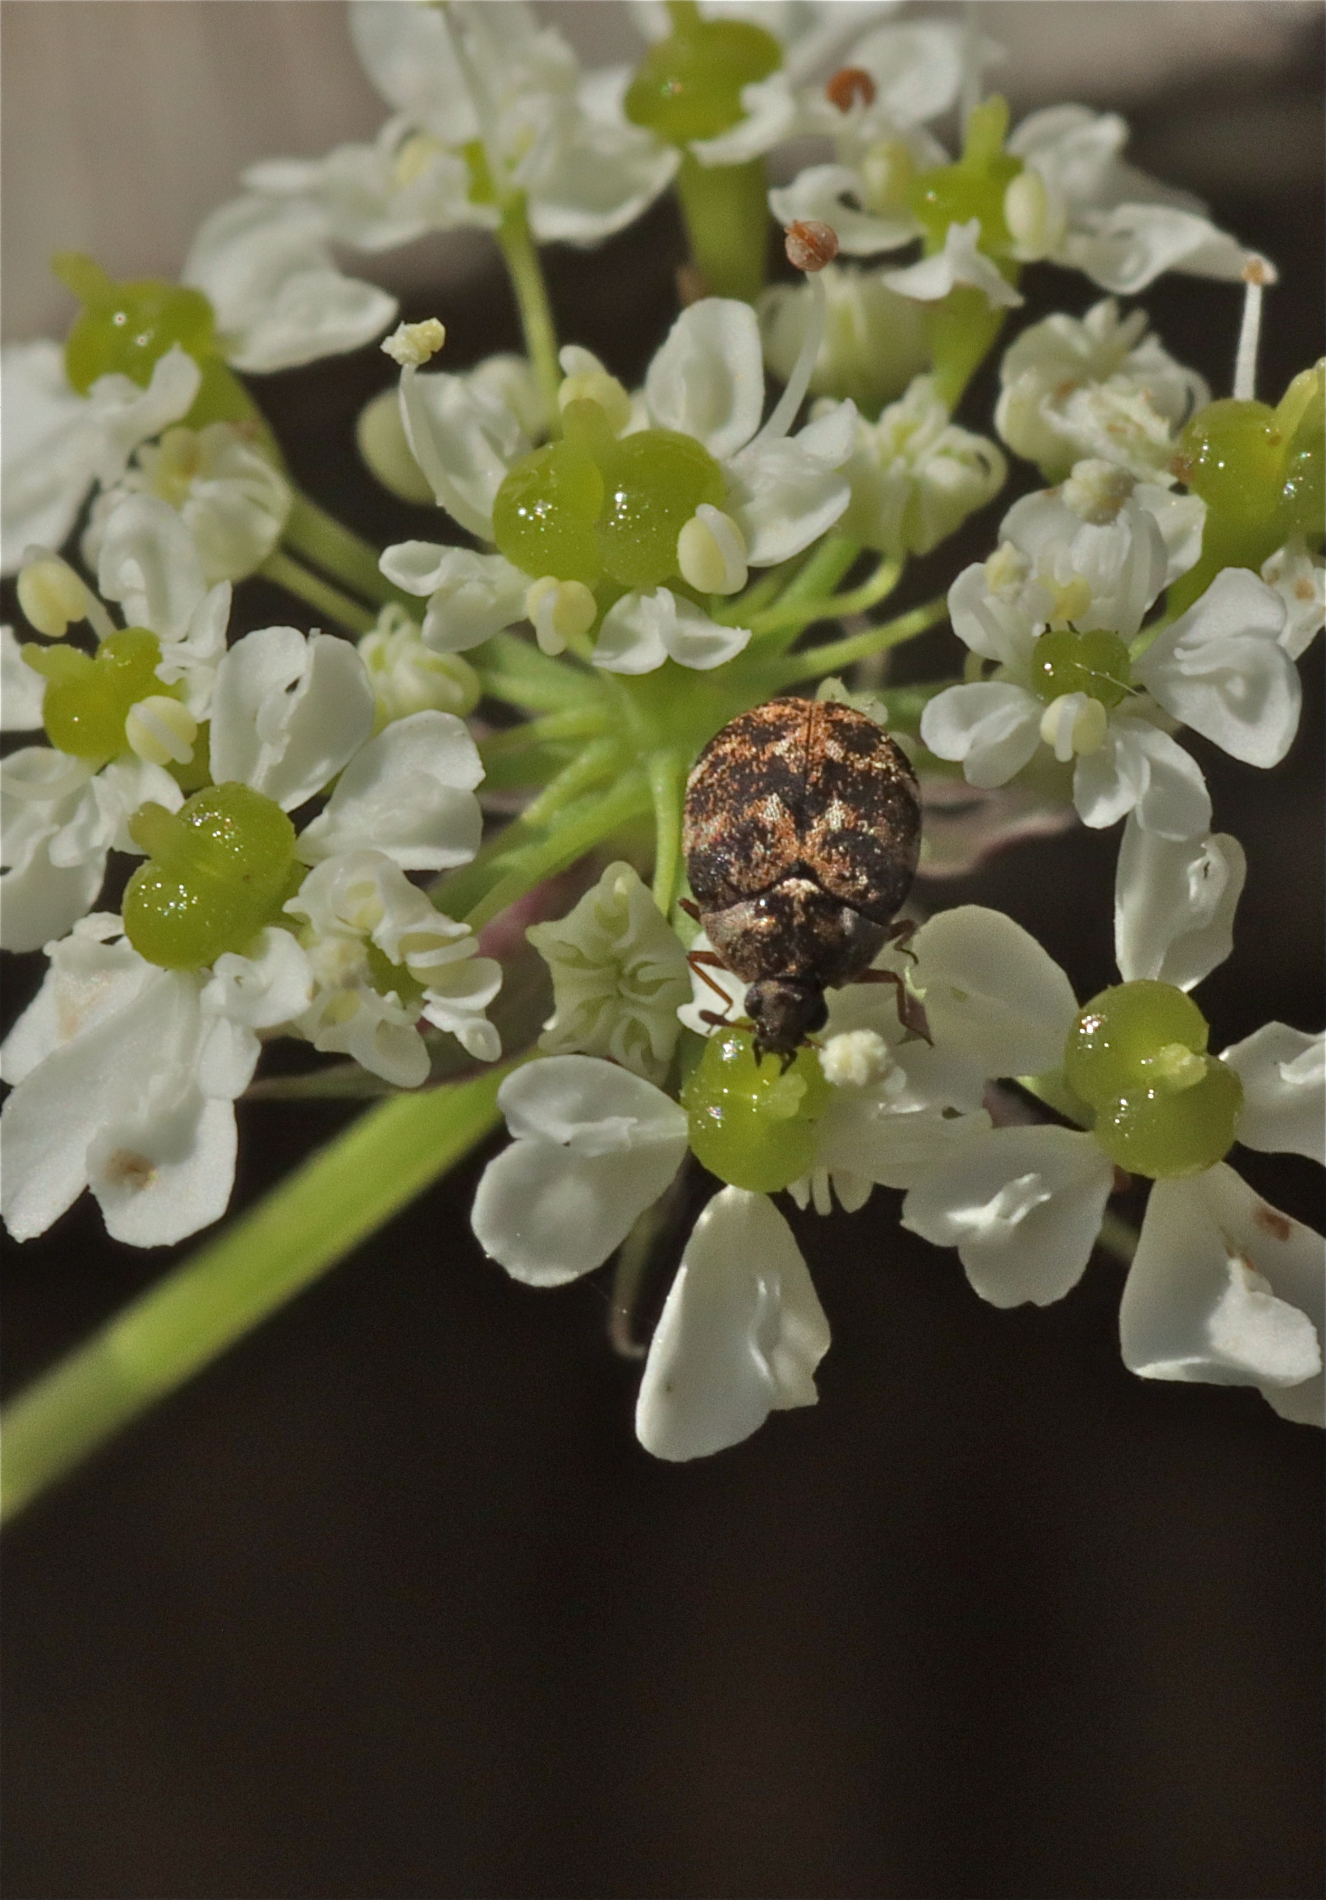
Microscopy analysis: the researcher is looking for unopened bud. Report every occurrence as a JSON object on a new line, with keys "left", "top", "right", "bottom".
{"left": 125, "top": 695, "right": 198, "bottom": 766}
{"left": 676, "top": 505, "right": 748, "bottom": 595}
{"left": 825, "top": 66, "right": 876, "bottom": 112}
{"left": 525, "top": 576, "right": 597, "bottom": 656}
{"left": 17, "top": 555, "right": 92, "bottom": 639}
{"left": 1039, "top": 691, "right": 1108, "bottom": 760}
{"left": 784, "top": 219, "right": 840, "bottom": 273}
{"left": 381, "top": 318, "right": 447, "bottom": 369}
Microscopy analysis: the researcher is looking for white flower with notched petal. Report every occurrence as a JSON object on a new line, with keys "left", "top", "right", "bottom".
{"left": 0, "top": 915, "right": 311, "bottom": 1247}
{"left": 995, "top": 298, "right": 1209, "bottom": 484}
{"left": 385, "top": 299, "right": 858, "bottom": 674}
{"left": 898, "top": 904, "right": 1325, "bottom": 1425}
{"left": 527, "top": 861, "right": 691, "bottom": 1085}
{"left": 470, "top": 1055, "right": 830, "bottom": 1461}
{"left": 920, "top": 462, "right": 1303, "bottom": 838}
{"left": 759, "top": 261, "right": 930, "bottom": 417}
{"left": 1260, "top": 534, "right": 1325, "bottom": 662}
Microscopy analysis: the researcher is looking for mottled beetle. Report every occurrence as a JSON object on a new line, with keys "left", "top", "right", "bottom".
{"left": 682, "top": 697, "right": 923, "bottom": 1060}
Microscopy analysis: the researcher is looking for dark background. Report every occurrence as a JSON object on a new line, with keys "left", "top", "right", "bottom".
{"left": 3, "top": 13, "right": 1324, "bottom": 1898}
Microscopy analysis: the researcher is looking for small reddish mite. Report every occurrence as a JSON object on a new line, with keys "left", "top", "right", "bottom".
{"left": 825, "top": 65, "right": 877, "bottom": 112}
{"left": 784, "top": 219, "right": 840, "bottom": 273}
{"left": 682, "top": 697, "right": 922, "bottom": 1059}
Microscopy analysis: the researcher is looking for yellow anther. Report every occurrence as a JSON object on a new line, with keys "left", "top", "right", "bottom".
{"left": 557, "top": 370, "right": 632, "bottom": 435}
{"left": 1039, "top": 692, "right": 1108, "bottom": 760}
{"left": 676, "top": 504, "right": 748, "bottom": 594}
{"left": 16, "top": 555, "right": 92, "bottom": 639}
{"left": 820, "top": 1028, "right": 893, "bottom": 1088}
{"left": 381, "top": 318, "right": 447, "bottom": 368}
{"left": 124, "top": 695, "right": 198, "bottom": 767}
{"left": 524, "top": 576, "right": 598, "bottom": 657}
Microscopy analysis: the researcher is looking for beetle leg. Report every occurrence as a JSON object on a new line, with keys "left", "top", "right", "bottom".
{"left": 678, "top": 897, "right": 701, "bottom": 923}
{"left": 688, "top": 949, "right": 737, "bottom": 1013}
{"left": 884, "top": 916, "right": 918, "bottom": 962}
{"left": 856, "top": 967, "right": 933, "bottom": 1044}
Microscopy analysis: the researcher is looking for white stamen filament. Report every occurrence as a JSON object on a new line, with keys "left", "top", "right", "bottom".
{"left": 442, "top": 0, "right": 505, "bottom": 195}
{"left": 751, "top": 270, "right": 826, "bottom": 450}
{"left": 1233, "top": 259, "right": 1270, "bottom": 402}
{"left": 677, "top": 505, "right": 748, "bottom": 595}
{"left": 125, "top": 695, "right": 198, "bottom": 767}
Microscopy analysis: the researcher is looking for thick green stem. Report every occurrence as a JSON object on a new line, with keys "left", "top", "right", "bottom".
{"left": 283, "top": 492, "right": 404, "bottom": 609}
{"left": 0, "top": 1066, "right": 515, "bottom": 1523}
{"left": 461, "top": 773, "right": 651, "bottom": 931}
{"left": 748, "top": 554, "right": 903, "bottom": 645}
{"left": 258, "top": 550, "right": 377, "bottom": 636}
{"left": 476, "top": 632, "right": 595, "bottom": 713}
{"left": 496, "top": 194, "right": 561, "bottom": 428}
{"left": 479, "top": 706, "right": 609, "bottom": 762}
{"left": 764, "top": 595, "right": 948, "bottom": 689}
{"left": 519, "top": 735, "right": 621, "bottom": 829}
{"left": 648, "top": 749, "right": 687, "bottom": 914}
{"left": 750, "top": 536, "right": 861, "bottom": 628}
{"left": 677, "top": 153, "right": 770, "bottom": 303}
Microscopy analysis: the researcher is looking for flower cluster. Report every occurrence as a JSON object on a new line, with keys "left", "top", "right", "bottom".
{"left": 1, "top": 0, "right": 1322, "bottom": 1498}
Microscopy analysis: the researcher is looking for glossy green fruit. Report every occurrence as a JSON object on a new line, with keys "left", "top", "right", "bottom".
{"left": 56, "top": 253, "right": 215, "bottom": 394}
{"left": 624, "top": 6, "right": 781, "bottom": 146}
{"left": 596, "top": 429, "right": 726, "bottom": 588}
{"left": 1065, "top": 980, "right": 1210, "bottom": 1109}
{"left": 683, "top": 1026, "right": 830, "bottom": 1193}
{"left": 1030, "top": 629, "right": 1132, "bottom": 709}
{"left": 122, "top": 783, "right": 298, "bottom": 970}
{"left": 29, "top": 627, "right": 166, "bottom": 762}
{"left": 1093, "top": 1057, "right": 1243, "bottom": 1178}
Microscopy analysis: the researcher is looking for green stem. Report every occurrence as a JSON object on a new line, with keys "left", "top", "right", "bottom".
{"left": 258, "top": 550, "right": 377, "bottom": 636}
{"left": 518, "top": 735, "right": 621, "bottom": 828}
{"left": 648, "top": 749, "right": 687, "bottom": 914}
{"left": 751, "top": 536, "right": 860, "bottom": 627}
{"left": 478, "top": 706, "right": 609, "bottom": 762}
{"left": 764, "top": 594, "right": 948, "bottom": 689}
{"left": 283, "top": 492, "right": 404, "bottom": 609}
{"left": 461, "top": 772, "right": 651, "bottom": 931}
{"left": 476, "top": 632, "right": 595, "bottom": 713}
{"left": 676, "top": 153, "right": 770, "bottom": 303}
{"left": 0, "top": 1065, "right": 516, "bottom": 1523}
{"left": 496, "top": 194, "right": 561, "bottom": 429}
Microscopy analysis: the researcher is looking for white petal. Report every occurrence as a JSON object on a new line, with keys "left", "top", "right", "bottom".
{"left": 903, "top": 1124, "right": 1114, "bottom": 1306}
{"left": 0, "top": 340, "right": 98, "bottom": 574}
{"left": 203, "top": 926, "right": 313, "bottom": 1033}
{"left": 526, "top": 98, "right": 678, "bottom": 245}
{"left": 815, "top": 1095, "right": 991, "bottom": 1192}
{"left": 881, "top": 220, "right": 1023, "bottom": 309}
{"left": 496, "top": 1053, "right": 687, "bottom": 1157}
{"left": 1222, "top": 1025, "right": 1325, "bottom": 1164}
{"left": 399, "top": 367, "right": 529, "bottom": 540}
{"left": 471, "top": 1138, "right": 680, "bottom": 1289}
{"left": 184, "top": 195, "right": 397, "bottom": 372}
{"left": 1121, "top": 1165, "right": 1323, "bottom": 1424}
{"left": 1261, "top": 535, "right": 1325, "bottom": 662}
{"left": 919, "top": 682, "right": 1044, "bottom": 788}
{"left": 769, "top": 165, "right": 919, "bottom": 258}
{"left": 635, "top": 1188, "right": 830, "bottom": 1461}
{"left": 295, "top": 709, "right": 482, "bottom": 870}
{"left": 88, "top": 1093, "right": 236, "bottom": 1248}
{"left": 946, "top": 563, "right": 1036, "bottom": 664}
{"left": 209, "top": 626, "right": 375, "bottom": 811}
{"left": 381, "top": 543, "right": 527, "bottom": 652}
{"left": 0, "top": 915, "right": 145, "bottom": 1084}
{"left": 910, "top": 904, "right": 1079, "bottom": 1078}
{"left": 644, "top": 300, "right": 765, "bottom": 461}
{"left": 1061, "top": 205, "right": 1259, "bottom": 295}
{"left": 1072, "top": 717, "right": 1211, "bottom": 839}
{"left": 1136, "top": 568, "right": 1299, "bottom": 768}
{"left": 86, "top": 346, "right": 201, "bottom": 487}
{"left": 348, "top": 0, "right": 477, "bottom": 136}
{"left": 96, "top": 491, "right": 206, "bottom": 642}
{"left": 592, "top": 590, "right": 671, "bottom": 675}
{"left": 724, "top": 406, "right": 855, "bottom": 565}
{"left": 1114, "top": 818, "right": 1244, "bottom": 990}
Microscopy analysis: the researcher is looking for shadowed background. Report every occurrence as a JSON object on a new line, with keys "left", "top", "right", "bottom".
{"left": 2, "top": 5, "right": 1323, "bottom": 1897}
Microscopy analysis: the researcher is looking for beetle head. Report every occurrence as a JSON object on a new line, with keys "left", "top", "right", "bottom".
{"left": 746, "top": 978, "right": 828, "bottom": 1060}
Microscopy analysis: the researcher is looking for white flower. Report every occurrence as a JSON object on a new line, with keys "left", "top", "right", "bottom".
{"left": 1113, "top": 819, "right": 1245, "bottom": 992}
{"left": 995, "top": 298, "right": 1209, "bottom": 483}
{"left": 208, "top": 623, "right": 376, "bottom": 811}
{"left": 1, "top": 624, "right": 46, "bottom": 731}
{"left": 0, "top": 916, "right": 310, "bottom": 1246}
{"left": 471, "top": 1056, "right": 830, "bottom": 1461}
{"left": 759, "top": 262, "right": 929, "bottom": 418}
{"left": 832, "top": 372, "right": 1006, "bottom": 556}
{"left": 1, "top": 342, "right": 201, "bottom": 576}
{"left": 393, "top": 297, "right": 858, "bottom": 676}
{"left": 285, "top": 849, "right": 501, "bottom": 1081}
{"left": 358, "top": 605, "right": 480, "bottom": 725}
{"left": 83, "top": 421, "right": 292, "bottom": 586}
{"left": 880, "top": 219, "right": 1024, "bottom": 312}
{"left": 526, "top": 861, "right": 691, "bottom": 1083}
{"left": 921, "top": 469, "right": 1301, "bottom": 838}
{"left": 897, "top": 904, "right": 1324, "bottom": 1423}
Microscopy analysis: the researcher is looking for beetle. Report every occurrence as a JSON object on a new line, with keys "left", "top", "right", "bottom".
{"left": 682, "top": 696, "right": 923, "bottom": 1061}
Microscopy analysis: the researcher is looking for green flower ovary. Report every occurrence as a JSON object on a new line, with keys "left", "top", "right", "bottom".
{"left": 683, "top": 1026, "right": 831, "bottom": 1193}
{"left": 907, "top": 97, "right": 1022, "bottom": 257}
{"left": 1030, "top": 628, "right": 1132, "bottom": 709}
{"left": 1063, "top": 979, "right": 1243, "bottom": 1178}
{"left": 122, "top": 784, "right": 298, "bottom": 971}
{"left": 491, "top": 411, "right": 726, "bottom": 590}
{"left": 624, "top": 3, "right": 781, "bottom": 147}
{"left": 25, "top": 628, "right": 173, "bottom": 763}
{"left": 56, "top": 253, "right": 215, "bottom": 394}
